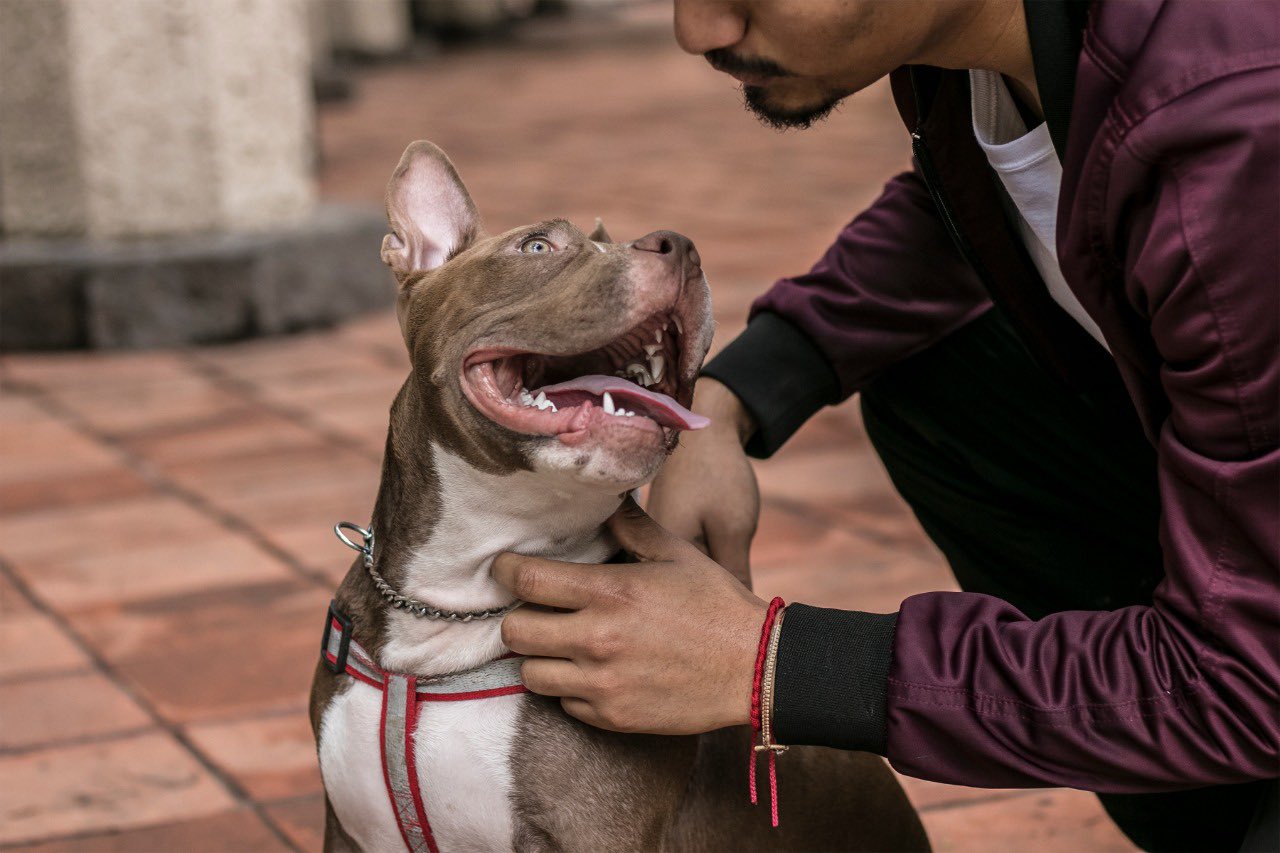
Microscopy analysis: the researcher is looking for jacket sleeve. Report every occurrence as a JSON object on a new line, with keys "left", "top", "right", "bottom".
{"left": 701, "top": 166, "right": 992, "bottom": 457}
{"left": 780, "top": 69, "right": 1280, "bottom": 793}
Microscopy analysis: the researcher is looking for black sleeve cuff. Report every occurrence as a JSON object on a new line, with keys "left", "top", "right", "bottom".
{"left": 699, "top": 312, "right": 842, "bottom": 458}
{"left": 772, "top": 604, "right": 897, "bottom": 753}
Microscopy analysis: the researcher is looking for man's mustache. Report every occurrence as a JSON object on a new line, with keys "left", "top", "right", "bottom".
{"left": 704, "top": 48, "right": 793, "bottom": 79}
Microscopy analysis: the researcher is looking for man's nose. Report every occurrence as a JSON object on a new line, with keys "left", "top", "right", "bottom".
{"left": 673, "top": 0, "right": 745, "bottom": 56}
{"left": 632, "top": 230, "right": 701, "bottom": 270}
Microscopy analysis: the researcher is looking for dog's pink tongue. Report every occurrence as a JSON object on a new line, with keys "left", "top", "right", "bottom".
{"left": 537, "top": 375, "right": 710, "bottom": 430}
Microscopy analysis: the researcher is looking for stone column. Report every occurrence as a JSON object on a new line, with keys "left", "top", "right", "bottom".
{"left": 0, "top": 0, "right": 392, "bottom": 349}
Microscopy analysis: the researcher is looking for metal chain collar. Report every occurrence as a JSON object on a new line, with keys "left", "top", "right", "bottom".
{"left": 334, "top": 522, "right": 521, "bottom": 622}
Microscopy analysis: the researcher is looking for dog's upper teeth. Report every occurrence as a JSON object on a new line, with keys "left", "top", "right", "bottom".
{"left": 655, "top": 328, "right": 663, "bottom": 343}
{"left": 602, "top": 391, "right": 615, "bottom": 414}
{"left": 673, "top": 316, "right": 683, "bottom": 335}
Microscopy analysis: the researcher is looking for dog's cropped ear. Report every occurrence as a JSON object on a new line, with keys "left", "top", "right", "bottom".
{"left": 588, "top": 217, "right": 613, "bottom": 243}
{"left": 381, "top": 141, "right": 484, "bottom": 280}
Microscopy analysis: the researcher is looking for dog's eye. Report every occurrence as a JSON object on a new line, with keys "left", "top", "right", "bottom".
{"left": 519, "top": 237, "right": 554, "bottom": 254}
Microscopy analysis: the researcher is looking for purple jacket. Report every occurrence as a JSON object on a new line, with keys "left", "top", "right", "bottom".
{"left": 703, "top": 0, "right": 1278, "bottom": 792}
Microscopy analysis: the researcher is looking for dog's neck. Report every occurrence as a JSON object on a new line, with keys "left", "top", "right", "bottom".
{"left": 356, "top": 379, "right": 625, "bottom": 676}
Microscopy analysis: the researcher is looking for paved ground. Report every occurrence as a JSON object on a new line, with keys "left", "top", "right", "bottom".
{"left": 0, "top": 9, "right": 1135, "bottom": 852}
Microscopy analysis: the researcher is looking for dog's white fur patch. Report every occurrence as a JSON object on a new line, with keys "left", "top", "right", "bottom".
{"left": 321, "top": 444, "right": 624, "bottom": 850}
{"left": 320, "top": 686, "right": 525, "bottom": 852}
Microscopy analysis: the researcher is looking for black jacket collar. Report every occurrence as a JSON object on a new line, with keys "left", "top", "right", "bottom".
{"left": 1023, "top": 0, "right": 1091, "bottom": 159}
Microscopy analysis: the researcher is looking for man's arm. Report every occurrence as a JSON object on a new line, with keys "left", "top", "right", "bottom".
{"left": 782, "top": 68, "right": 1280, "bottom": 791}
{"left": 702, "top": 166, "right": 992, "bottom": 457}
{"left": 650, "top": 166, "right": 993, "bottom": 582}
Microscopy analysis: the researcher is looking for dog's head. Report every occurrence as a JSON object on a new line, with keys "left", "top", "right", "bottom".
{"left": 381, "top": 141, "right": 714, "bottom": 491}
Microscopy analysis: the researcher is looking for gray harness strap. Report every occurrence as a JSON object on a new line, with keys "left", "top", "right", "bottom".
{"left": 322, "top": 603, "right": 527, "bottom": 853}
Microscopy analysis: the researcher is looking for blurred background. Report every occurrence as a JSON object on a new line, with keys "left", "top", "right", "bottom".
{"left": 0, "top": 1, "right": 1134, "bottom": 850}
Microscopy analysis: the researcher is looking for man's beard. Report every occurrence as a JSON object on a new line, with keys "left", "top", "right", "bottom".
{"left": 742, "top": 84, "right": 841, "bottom": 130}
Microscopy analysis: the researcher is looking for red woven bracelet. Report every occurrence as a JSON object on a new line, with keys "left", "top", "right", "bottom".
{"left": 749, "top": 596, "right": 786, "bottom": 826}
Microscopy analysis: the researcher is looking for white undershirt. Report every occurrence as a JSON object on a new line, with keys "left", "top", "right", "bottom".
{"left": 968, "top": 69, "right": 1110, "bottom": 352}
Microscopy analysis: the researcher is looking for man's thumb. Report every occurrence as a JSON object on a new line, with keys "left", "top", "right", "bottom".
{"left": 607, "top": 495, "right": 676, "bottom": 562}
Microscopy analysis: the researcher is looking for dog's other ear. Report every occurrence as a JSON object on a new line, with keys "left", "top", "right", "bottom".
{"left": 381, "top": 141, "right": 484, "bottom": 280}
{"left": 588, "top": 217, "right": 613, "bottom": 243}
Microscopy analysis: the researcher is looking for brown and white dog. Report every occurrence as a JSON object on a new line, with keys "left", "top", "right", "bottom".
{"left": 310, "top": 141, "right": 929, "bottom": 852}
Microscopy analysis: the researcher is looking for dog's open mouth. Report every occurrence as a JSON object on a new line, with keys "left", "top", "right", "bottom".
{"left": 461, "top": 311, "right": 708, "bottom": 446}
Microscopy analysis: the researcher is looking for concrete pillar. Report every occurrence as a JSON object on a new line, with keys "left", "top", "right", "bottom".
{"left": 0, "top": 0, "right": 315, "bottom": 238}
{"left": 0, "top": 0, "right": 392, "bottom": 349}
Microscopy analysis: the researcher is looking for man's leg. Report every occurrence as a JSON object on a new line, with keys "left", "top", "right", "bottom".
{"left": 859, "top": 309, "right": 1271, "bottom": 852}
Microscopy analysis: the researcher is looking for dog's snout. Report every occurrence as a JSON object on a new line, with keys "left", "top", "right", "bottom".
{"left": 632, "top": 231, "right": 701, "bottom": 269}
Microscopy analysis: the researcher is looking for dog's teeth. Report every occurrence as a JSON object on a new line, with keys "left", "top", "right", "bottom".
{"left": 644, "top": 344, "right": 660, "bottom": 356}
{"left": 649, "top": 354, "right": 664, "bottom": 382}
{"left": 535, "top": 391, "right": 547, "bottom": 406}
{"left": 602, "top": 391, "right": 615, "bottom": 414}
{"left": 655, "top": 328, "right": 663, "bottom": 343}
{"left": 673, "top": 316, "right": 683, "bottom": 335}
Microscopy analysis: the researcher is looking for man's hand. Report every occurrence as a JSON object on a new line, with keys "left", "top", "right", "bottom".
{"left": 492, "top": 496, "right": 767, "bottom": 735}
{"left": 647, "top": 378, "right": 760, "bottom": 587}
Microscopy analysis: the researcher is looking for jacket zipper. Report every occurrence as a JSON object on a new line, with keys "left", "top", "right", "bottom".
{"left": 911, "top": 129, "right": 986, "bottom": 277}
{"left": 907, "top": 65, "right": 994, "bottom": 288}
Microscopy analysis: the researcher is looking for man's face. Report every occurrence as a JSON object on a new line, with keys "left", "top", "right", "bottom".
{"left": 674, "top": 0, "right": 944, "bottom": 129}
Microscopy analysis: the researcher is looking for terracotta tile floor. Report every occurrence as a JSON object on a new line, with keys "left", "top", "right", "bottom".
{"left": 0, "top": 9, "right": 1134, "bottom": 851}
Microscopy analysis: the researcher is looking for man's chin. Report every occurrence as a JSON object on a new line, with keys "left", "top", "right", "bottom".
{"left": 743, "top": 84, "right": 842, "bottom": 130}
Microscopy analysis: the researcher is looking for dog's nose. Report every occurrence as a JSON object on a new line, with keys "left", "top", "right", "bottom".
{"left": 632, "top": 230, "right": 701, "bottom": 269}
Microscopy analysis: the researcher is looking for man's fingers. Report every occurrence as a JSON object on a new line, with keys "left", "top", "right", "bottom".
{"left": 492, "top": 553, "right": 603, "bottom": 609}
{"left": 607, "top": 495, "right": 679, "bottom": 562}
{"left": 560, "top": 697, "right": 609, "bottom": 729}
{"left": 501, "top": 608, "right": 585, "bottom": 658}
{"left": 520, "top": 657, "right": 589, "bottom": 698}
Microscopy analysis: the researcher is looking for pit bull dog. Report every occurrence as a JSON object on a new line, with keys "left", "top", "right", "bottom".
{"left": 310, "top": 140, "right": 930, "bottom": 852}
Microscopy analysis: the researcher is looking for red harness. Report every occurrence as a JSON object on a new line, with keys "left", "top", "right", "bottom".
{"left": 322, "top": 604, "right": 529, "bottom": 853}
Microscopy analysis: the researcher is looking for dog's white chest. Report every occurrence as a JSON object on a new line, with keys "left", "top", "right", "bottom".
{"left": 319, "top": 684, "right": 523, "bottom": 852}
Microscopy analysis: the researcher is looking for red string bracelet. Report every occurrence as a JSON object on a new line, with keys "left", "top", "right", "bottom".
{"left": 749, "top": 596, "right": 786, "bottom": 826}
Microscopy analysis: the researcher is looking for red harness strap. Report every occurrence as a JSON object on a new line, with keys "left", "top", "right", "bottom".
{"left": 323, "top": 603, "right": 528, "bottom": 852}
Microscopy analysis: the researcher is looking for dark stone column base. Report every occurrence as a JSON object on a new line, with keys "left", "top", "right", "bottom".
{"left": 0, "top": 204, "right": 395, "bottom": 350}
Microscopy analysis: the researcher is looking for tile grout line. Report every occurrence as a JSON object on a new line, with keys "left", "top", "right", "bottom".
{"left": 0, "top": 724, "right": 158, "bottom": 759}
{"left": 0, "top": 664, "right": 95, "bottom": 688}
{"left": 0, "top": 555, "right": 305, "bottom": 853}
{"left": 763, "top": 492, "right": 942, "bottom": 556}
{"left": 179, "top": 349, "right": 386, "bottom": 465}
{"left": 7, "top": 381, "right": 334, "bottom": 592}
{"left": 915, "top": 789, "right": 1040, "bottom": 815}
